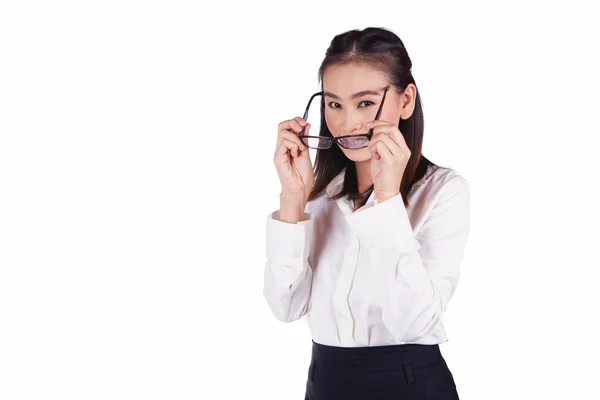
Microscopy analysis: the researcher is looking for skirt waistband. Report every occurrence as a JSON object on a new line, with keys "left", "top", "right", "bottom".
{"left": 306, "top": 340, "right": 455, "bottom": 399}
{"left": 311, "top": 340, "right": 443, "bottom": 369}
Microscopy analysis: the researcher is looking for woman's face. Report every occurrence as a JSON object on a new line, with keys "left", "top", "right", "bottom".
{"left": 322, "top": 63, "right": 412, "bottom": 162}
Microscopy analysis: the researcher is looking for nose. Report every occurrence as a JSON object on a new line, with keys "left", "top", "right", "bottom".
{"left": 341, "top": 110, "right": 365, "bottom": 134}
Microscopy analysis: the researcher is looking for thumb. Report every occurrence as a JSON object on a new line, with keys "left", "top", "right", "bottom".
{"left": 301, "top": 123, "right": 312, "bottom": 157}
{"left": 304, "top": 123, "right": 311, "bottom": 136}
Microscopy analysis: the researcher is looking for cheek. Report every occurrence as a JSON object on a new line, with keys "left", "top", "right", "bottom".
{"left": 325, "top": 113, "right": 342, "bottom": 135}
{"left": 381, "top": 109, "right": 401, "bottom": 126}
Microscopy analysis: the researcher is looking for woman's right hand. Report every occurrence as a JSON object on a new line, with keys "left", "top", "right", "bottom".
{"left": 273, "top": 117, "right": 315, "bottom": 202}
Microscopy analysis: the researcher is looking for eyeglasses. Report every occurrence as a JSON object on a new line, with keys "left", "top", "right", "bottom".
{"left": 298, "top": 86, "right": 389, "bottom": 150}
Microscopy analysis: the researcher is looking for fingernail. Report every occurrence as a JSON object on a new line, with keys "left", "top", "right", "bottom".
{"left": 367, "top": 121, "right": 373, "bottom": 127}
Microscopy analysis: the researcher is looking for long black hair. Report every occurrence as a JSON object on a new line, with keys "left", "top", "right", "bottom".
{"left": 307, "top": 27, "right": 440, "bottom": 208}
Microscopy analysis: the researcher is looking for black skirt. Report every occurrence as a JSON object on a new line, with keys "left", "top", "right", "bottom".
{"left": 304, "top": 340, "right": 459, "bottom": 400}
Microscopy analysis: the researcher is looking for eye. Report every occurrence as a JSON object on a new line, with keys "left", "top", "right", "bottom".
{"left": 359, "top": 100, "right": 375, "bottom": 107}
{"left": 328, "top": 102, "right": 341, "bottom": 109}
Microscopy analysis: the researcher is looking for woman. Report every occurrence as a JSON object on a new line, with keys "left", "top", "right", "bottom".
{"left": 263, "top": 26, "right": 470, "bottom": 400}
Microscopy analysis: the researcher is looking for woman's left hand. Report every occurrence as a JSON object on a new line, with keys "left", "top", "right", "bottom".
{"left": 366, "top": 120, "right": 411, "bottom": 203}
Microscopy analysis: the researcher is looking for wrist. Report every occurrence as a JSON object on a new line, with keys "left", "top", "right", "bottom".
{"left": 279, "top": 192, "right": 306, "bottom": 223}
{"left": 280, "top": 190, "right": 306, "bottom": 203}
{"left": 375, "top": 191, "right": 400, "bottom": 203}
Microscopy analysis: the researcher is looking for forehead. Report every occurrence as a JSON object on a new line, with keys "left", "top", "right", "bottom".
{"left": 322, "top": 63, "right": 388, "bottom": 96}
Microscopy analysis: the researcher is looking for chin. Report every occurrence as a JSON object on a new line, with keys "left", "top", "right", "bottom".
{"left": 339, "top": 147, "right": 372, "bottom": 162}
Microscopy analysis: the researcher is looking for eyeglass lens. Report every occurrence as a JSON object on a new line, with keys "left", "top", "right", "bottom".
{"left": 299, "top": 91, "right": 384, "bottom": 150}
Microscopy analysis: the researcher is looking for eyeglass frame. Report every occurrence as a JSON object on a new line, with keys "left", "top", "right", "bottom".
{"left": 298, "top": 86, "right": 390, "bottom": 150}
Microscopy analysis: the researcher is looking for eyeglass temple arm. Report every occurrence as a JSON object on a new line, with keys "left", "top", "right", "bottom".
{"left": 299, "top": 91, "right": 323, "bottom": 136}
{"left": 367, "top": 87, "right": 390, "bottom": 139}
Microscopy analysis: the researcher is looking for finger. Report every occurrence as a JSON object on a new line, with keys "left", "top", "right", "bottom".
{"left": 277, "top": 128, "right": 304, "bottom": 146}
{"left": 297, "top": 119, "right": 310, "bottom": 136}
{"left": 277, "top": 128, "right": 306, "bottom": 150}
{"left": 372, "top": 140, "right": 393, "bottom": 163}
{"left": 288, "top": 139, "right": 301, "bottom": 158}
{"left": 278, "top": 118, "right": 306, "bottom": 136}
{"left": 369, "top": 133, "right": 399, "bottom": 156}
{"left": 293, "top": 117, "right": 308, "bottom": 128}
{"left": 302, "top": 123, "right": 311, "bottom": 137}
{"left": 388, "top": 128, "right": 407, "bottom": 149}
{"left": 275, "top": 140, "right": 298, "bottom": 160}
{"left": 275, "top": 139, "right": 301, "bottom": 159}
{"left": 370, "top": 125, "right": 394, "bottom": 140}
{"left": 295, "top": 124, "right": 312, "bottom": 153}
{"left": 367, "top": 120, "right": 395, "bottom": 129}
{"left": 278, "top": 118, "right": 305, "bottom": 132}
{"left": 298, "top": 124, "right": 312, "bottom": 157}
{"left": 373, "top": 125, "right": 408, "bottom": 148}
{"left": 279, "top": 123, "right": 311, "bottom": 150}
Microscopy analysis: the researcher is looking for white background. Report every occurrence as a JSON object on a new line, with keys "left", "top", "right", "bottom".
{"left": 1, "top": 1, "right": 599, "bottom": 399}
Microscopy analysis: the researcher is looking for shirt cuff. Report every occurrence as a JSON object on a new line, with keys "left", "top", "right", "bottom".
{"left": 266, "top": 211, "right": 313, "bottom": 262}
{"left": 345, "top": 193, "right": 420, "bottom": 252}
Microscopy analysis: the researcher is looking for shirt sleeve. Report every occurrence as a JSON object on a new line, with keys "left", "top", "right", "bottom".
{"left": 344, "top": 176, "right": 470, "bottom": 342}
{"left": 262, "top": 206, "right": 314, "bottom": 322}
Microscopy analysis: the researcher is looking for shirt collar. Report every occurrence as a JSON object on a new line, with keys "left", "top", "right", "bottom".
{"left": 325, "top": 169, "right": 347, "bottom": 198}
{"left": 323, "top": 163, "right": 435, "bottom": 213}
{"left": 325, "top": 169, "right": 378, "bottom": 214}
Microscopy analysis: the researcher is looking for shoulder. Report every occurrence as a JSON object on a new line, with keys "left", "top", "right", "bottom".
{"left": 419, "top": 164, "right": 469, "bottom": 197}
{"left": 409, "top": 164, "right": 469, "bottom": 218}
{"left": 408, "top": 165, "right": 470, "bottom": 236}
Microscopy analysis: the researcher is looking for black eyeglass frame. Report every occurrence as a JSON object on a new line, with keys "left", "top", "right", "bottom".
{"left": 298, "top": 86, "right": 390, "bottom": 150}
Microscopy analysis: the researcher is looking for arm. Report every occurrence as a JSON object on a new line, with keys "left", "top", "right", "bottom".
{"left": 262, "top": 196, "right": 314, "bottom": 322}
{"left": 345, "top": 176, "right": 470, "bottom": 342}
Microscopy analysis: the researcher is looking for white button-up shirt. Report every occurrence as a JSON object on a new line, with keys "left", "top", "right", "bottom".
{"left": 263, "top": 164, "right": 470, "bottom": 347}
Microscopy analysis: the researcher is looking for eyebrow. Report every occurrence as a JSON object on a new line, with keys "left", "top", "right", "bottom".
{"left": 323, "top": 88, "right": 385, "bottom": 100}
